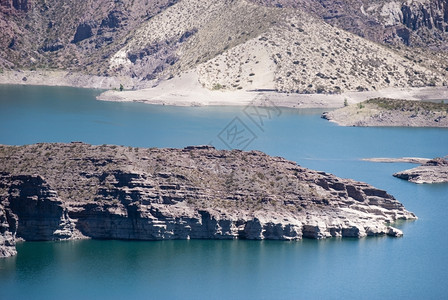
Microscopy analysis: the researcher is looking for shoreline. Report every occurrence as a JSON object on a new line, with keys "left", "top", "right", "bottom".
{"left": 362, "top": 157, "right": 431, "bottom": 164}
{"left": 1, "top": 69, "right": 448, "bottom": 109}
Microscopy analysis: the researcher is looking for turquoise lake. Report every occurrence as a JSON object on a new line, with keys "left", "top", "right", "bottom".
{"left": 1, "top": 85, "right": 448, "bottom": 299}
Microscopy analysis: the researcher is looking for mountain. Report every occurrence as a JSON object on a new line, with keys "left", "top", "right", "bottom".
{"left": 251, "top": 0, "right": 448, "bottom": 49}
{"left": 0, "top": 0, "right": 447, "bottom": 93}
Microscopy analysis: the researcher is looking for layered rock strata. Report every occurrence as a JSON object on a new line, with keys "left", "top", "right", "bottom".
{"left": 394, "top": 157, "right": 448, "bottom": 184}
{"left": 0, "top": 143, "right": 417, "bottom": 257}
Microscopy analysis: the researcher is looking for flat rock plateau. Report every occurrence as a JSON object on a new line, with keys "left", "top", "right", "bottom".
{"left": 0, "top": 143, "right": 416, "bottom": 257}
{"left": 394, "top": 157, "right": 448, "bottom": 184}
{"left": 322, "top": 98, "right": 448, "bottom": 127}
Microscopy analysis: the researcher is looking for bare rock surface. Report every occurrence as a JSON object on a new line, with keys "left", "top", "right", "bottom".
{"left": 322, "top": 98, "right": 448, "bottom": 127}
{"left": 394, "top": 157, "right": 448, "bottom": 184}
{"left": 0, "top": 143, "right": 416, "bottom": 257}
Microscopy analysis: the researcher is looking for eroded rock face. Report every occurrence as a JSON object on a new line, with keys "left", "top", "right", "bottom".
{"left": 394, "top": 157, "right": 448, "bottom": 184}
{"left": 1, "top": 0, "right": 32, "bottom": 12}
{"left": 250, "top": 0, "right": 448, "bottom": 48}
{"left": 5, "top": 174, "right": 75, "bottom": 240}
{"left": 0, "top": 203, "right": 16, "bottom": 257}
{"left": 0, "top": 143, "right": 417, "bottom": 257}
{"left": 0, "top": 173, "right": 78, "bottom": 257}
{"left": 72, "top": 23, "right": 94, "bottom": 44}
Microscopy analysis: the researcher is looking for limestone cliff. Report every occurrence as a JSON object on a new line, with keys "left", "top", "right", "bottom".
{"left": 0, "top": 143, "right": 416, "bottom": 257}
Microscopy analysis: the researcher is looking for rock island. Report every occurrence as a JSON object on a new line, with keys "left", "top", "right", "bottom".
{"left": 0, "top": 143, "right": 416, "bottom": 257}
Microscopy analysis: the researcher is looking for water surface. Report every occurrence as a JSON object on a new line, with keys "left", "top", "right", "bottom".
{"left": 1, "top": 85, "right": 448, "bottom": 299}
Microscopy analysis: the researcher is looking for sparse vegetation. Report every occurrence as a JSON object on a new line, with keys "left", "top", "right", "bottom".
{"left": 316, "top": 85, "right": 326, "bottom": 94}
{"left": 212, "top": 83, "right": 223, "bottom": 90}
{"left": 323, "top": 97, "right": 448, "bottom": 127}
{"left": 366, "top": 98, "right": 448, "bottom": 112}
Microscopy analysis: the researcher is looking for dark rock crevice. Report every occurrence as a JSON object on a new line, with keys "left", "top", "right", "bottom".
{"left": 72, "top": 23, "right": 94, "bottom": 44}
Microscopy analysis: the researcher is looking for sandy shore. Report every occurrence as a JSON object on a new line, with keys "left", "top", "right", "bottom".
{"left": 97, "top": 72, "right": 448, "bottom": 108}
{"left": 1, "top": 69, "right": 448, "bottom": 109}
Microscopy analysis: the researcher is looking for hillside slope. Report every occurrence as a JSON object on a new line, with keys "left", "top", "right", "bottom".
{"left": 0, "top": 0, "right": 447, "bottom": 93}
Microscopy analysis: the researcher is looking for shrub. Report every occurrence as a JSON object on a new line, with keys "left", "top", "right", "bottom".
{"left": 316, "top": 85, "right": 325, "bottom": 93}
{"left": 212, "top": 83, "right": 223, "bottom": 90}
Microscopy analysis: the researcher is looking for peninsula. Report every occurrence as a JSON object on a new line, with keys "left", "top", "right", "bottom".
{"left": 0, "top": 143, "right": 416, "bottom": 257}
{"left": 322, "top": 98, "right": 448, "bottom": 127}
{"left": 393, "top": 157, "right": 448, "bottom": 184}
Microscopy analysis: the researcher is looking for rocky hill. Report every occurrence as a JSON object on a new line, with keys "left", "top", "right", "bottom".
{"left": 1, "top": 0, "right": 447, "bottom": 93}
{"left": 0, "top": 0, "right": 178, "bottom": 71}
{"left": 0, "top": 143, "right": 416, "bottom": 257}
{"left": 251, "top": 0, "right": 448, "bottom": 49}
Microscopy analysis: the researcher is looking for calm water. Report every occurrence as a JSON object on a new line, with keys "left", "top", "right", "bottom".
{"left": 1, "top": 85, "right": 448, "bottom": 299}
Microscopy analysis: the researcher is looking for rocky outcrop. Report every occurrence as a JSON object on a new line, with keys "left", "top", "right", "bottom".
{"left": 0, "top": 172, "right": 80, "bottom": 257}
{"left": 250, "top": 0, "right": 448, "bottom": 49}
{"left": 322, "top": 98, "right": 448, "bottom": 127}
{"left": 0, "top": 143, "right": 417, "bottom": 257}
{"left": 72, "top": 23, "right": 94, "bottom": 44}
{"left": 394, "top": 157, "right": 448, "bottom": 184}
{"left": 0, "top": 202, "right": 16, "bottom": 257}
{"left": 0, "top": 0, "right": 32, "bottom": 12}
{"left": 4, "top": 174, "right": 76, "bottom": 240}
{"left": 0, "top": 0, "right": 180, "bottom": 72}
{"left": 400, "top": 0, "right": 448, "bottom": 35}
